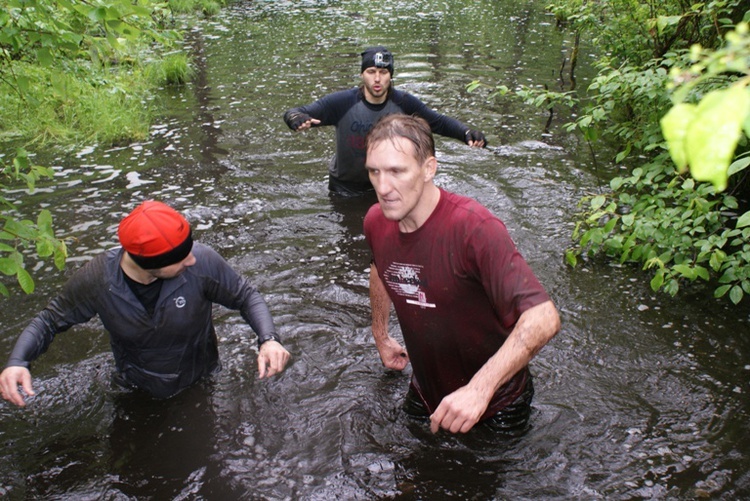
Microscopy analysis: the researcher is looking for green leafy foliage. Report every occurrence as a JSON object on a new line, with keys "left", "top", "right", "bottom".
{"left": 570, "top": 152, "right": 750, "bottom": 303}
{"left": 661, "top": 23, "right": 750, "bottom": 192}
{"left": 0, "top": 0, "right": 216, "bottom": 298}
{"left": 475, "top": 0, "right": 750, "bottom": 304}
{"left": 1, "top": 149, "right": 67, "bottom": 297}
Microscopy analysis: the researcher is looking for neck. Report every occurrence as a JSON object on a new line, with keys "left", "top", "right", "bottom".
{"left": 399, "top": 185, "right": 441, "bottom": 233}
{"left": 365, "top": 93, "right": 387, "bottom": 105}
{"left": 361, "top": 83, "right": 390, "bottom": 105}
{"left": 120, "top": 252, "right": 158, "bottom": 284}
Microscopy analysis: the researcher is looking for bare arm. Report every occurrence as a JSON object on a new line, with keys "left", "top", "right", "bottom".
{"left": 430, "top": 300, "right": 560, "bottom": 433}
{"left": 370, "top": 263, "right": 409, "bottom": 370}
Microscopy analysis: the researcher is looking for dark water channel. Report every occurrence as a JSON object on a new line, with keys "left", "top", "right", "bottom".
{"left": 2, "top": 0, "right": 750, "bottom": 499}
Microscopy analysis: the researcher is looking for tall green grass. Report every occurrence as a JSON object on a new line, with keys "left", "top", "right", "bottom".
{"left": 0, "top": 54, "right": 193, "bottom": 146}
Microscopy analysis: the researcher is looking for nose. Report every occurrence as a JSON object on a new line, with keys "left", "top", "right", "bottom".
{"left": 370, "top": 171, "right": 391, "bottom": 197}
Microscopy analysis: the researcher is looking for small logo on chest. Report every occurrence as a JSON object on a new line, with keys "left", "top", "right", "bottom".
{"left": 174, "top": 296, "right": 187, "bottom": 308}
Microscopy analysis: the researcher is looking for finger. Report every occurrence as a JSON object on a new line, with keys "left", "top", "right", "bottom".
{"left": 6, "top": 385, "right": 25, "bottom": 407}
{"left": 459, "top": 419, "right": 476, "bottom": 434}
{"left": 430, "top": 407, "right": 448, "bottom": 434}
{"left": 20, "top": 372, "right": 35, "bottom": 398}
{"left": 395, "top": 353, "right": 409, "bottom": 369}
{"left": 265, "top": 356, "right": 282, "bottom": 377}
{"left": 257, "top": 355, "right": 269, "bottom": 379}
{"left": 430, "top": 415, "right": 446, "bottom": 434}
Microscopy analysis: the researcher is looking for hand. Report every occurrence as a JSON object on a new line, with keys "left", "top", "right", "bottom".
{"left": 375, "top": 336, "right": 409, "bottom": 370}
{"left": 429, "top": 384, "right": 490, "bottom": 434}
{"left": 289, "top": 113, "right": 321, "bottom": 131}
{"left": 464, "top": 129, "right": 487, "bottom": 148}
{"left": 257, "top": 340, "right": 291, "bottom": 379}
{"left": 0, "top": 366, "right": 35, "bottom": 407}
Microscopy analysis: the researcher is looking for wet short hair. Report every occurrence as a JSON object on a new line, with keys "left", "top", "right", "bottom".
{"left": 365, "top": 114, "right": 435, "bottom": 165}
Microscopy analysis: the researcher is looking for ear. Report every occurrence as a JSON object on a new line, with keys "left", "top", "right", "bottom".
{"left": 422, "top": 156, "right": 437, "bottom": 182}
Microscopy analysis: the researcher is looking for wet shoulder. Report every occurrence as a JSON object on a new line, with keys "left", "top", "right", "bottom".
{"left": 440, "top": 189, "right": 498, "bottom": 226}
{"left": 322, "top": 87, "right": 361, "bottom": 107}
{"left": 364, "top": 202, "right": 390, "bottom": 236}
{"left": 63, "top": 248, "right": 118, "bottom": 296}
{"left": 190, "top": 242, "right": 224, "bottom": 269}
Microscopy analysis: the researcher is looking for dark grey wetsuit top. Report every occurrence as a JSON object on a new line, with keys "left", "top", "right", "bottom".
{"left": 284, "top": 87, "right": 471, "bottom": 195}
{"left": 6, "top": 243, "right": 278, "bottom": 398}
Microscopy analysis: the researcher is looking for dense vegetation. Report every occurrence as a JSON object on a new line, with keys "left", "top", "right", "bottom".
{"left": 475, "top": 0, "right": 750, "bottom": 304}
{"left": 0, "top": 0, "right": 218, "bottom": 297}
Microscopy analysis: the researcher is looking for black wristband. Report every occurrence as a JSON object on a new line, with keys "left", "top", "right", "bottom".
{"left": 259, "top": 335, "right": 281, "bottom": 347}
{"left": 285, "top": 112, "right": 311, "bottom": 131}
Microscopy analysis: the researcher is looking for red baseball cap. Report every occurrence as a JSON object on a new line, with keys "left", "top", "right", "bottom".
{"left": 118, "top": 201, "right": 193, "bottom": 269}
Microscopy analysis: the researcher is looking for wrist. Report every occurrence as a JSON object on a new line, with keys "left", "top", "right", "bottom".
{"left": 259, "top": 335, "right": 280, "bottom": 347}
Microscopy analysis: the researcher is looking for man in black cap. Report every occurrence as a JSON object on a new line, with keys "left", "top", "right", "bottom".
{"left": 283, "top": 46, "right": 487, "bottom": 197}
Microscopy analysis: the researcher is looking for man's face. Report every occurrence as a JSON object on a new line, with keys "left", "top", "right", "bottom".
{"left": 361, "top": 67, "right": 391, "bottom": 103}
{"left": 366, "top": 136, "right": 435, "bottom": 229}
{"left": 148, "top": 252, "right": 196, "bottom": 280}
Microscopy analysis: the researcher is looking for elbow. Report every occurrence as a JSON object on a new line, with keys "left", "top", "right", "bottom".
{"left": 545, "top": 301, "right": 562, "bottom": 341}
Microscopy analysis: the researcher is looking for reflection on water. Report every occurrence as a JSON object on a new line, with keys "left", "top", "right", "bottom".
{"left": 1, "top": 0, "right": 750, "bottom": 499}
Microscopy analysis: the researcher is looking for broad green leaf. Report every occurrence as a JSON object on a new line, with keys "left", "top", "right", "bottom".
{"left": 54, "top": 243, "right": 68, "bottom": 270}
{"left": 709, "top": 253, "right": 720, "bottom": 271}
{"left": 0, "top": 282, "right": 8, "bottom": 297}
{"left": 729, "top": 285, "right": 744, "bottom": 304}
{"left": 685, "top": 85, "right": 750, "bottom": 192}
{"left": 591, "top": 195, "right": 606, "bottom": 210}
{"left": 16, "top": 268, "right": 34, "bottom": 294}
{"left": 650, "top": 269, "right": 664, "bottom": 290}
{"left": 37, "top": 238, "right": 53, "bottom": 257}
{"left": 3, "top": 218, "right": 37, "bottom": 240}
{"left": 673, "top": 264, "right": 696, "bottom": 279}
{"left": 565, "top": 250, "right": 577, "bottom": 267}
{"left": 90, "top": 7, "right": 107, "bottom": 22}
{"left": 695, "top": 266, "right": 709, "bottom": 281}
{"left": 0, "top": 257, "right": 19, "bottom": 276}
{"left": 737, "top": 210, "right": 750, "bottom": 229}
{"left": 714, "top": 284, "right": 732, "bottom": 298}
{"left": 656, "top": 15, "right": 683, "bottom": 34}
{"left": 660, "top": 103, "right": 696, "bottom": 172}
{"left": 37, "top": 210, "right": 53, "bottom": 234}
{"left": 728, "top": 157, "right": 750, "bottom": 177}
{"left": 36, "top": 47, "right": 54, "bottom": 67}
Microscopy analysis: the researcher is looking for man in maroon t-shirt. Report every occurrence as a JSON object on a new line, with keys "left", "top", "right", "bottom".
{"left": 363, "top": 114, "right": 561, "bottom": 435}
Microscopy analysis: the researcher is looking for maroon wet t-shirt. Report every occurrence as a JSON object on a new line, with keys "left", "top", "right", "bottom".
{"left": 364, "top": 189, "right": 550, "bottom": 420}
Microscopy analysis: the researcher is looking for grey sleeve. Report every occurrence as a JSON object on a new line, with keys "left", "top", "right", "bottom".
{"left": 198, "top": 246, "right": 279, "bottom": 346}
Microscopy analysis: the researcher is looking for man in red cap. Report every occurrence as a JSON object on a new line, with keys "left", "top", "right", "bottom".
{"left": 0, "top": 201, "right": 290, "bottom": 406}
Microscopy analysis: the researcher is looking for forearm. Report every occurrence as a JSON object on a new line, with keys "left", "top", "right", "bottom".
{"left": 403, "top": 94, "right": 470, "bottom": 141}
{"left": 241, "top": 290, "right": 279, "bottom": 346}
{"left": 369, "top": 263, "right": 391, "bottom": 344}
{"left": 468, "top": 300, "right": 560, "bottom": 400}
{"left": 6, "top": 316, "right": 57, "bottom": 368}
